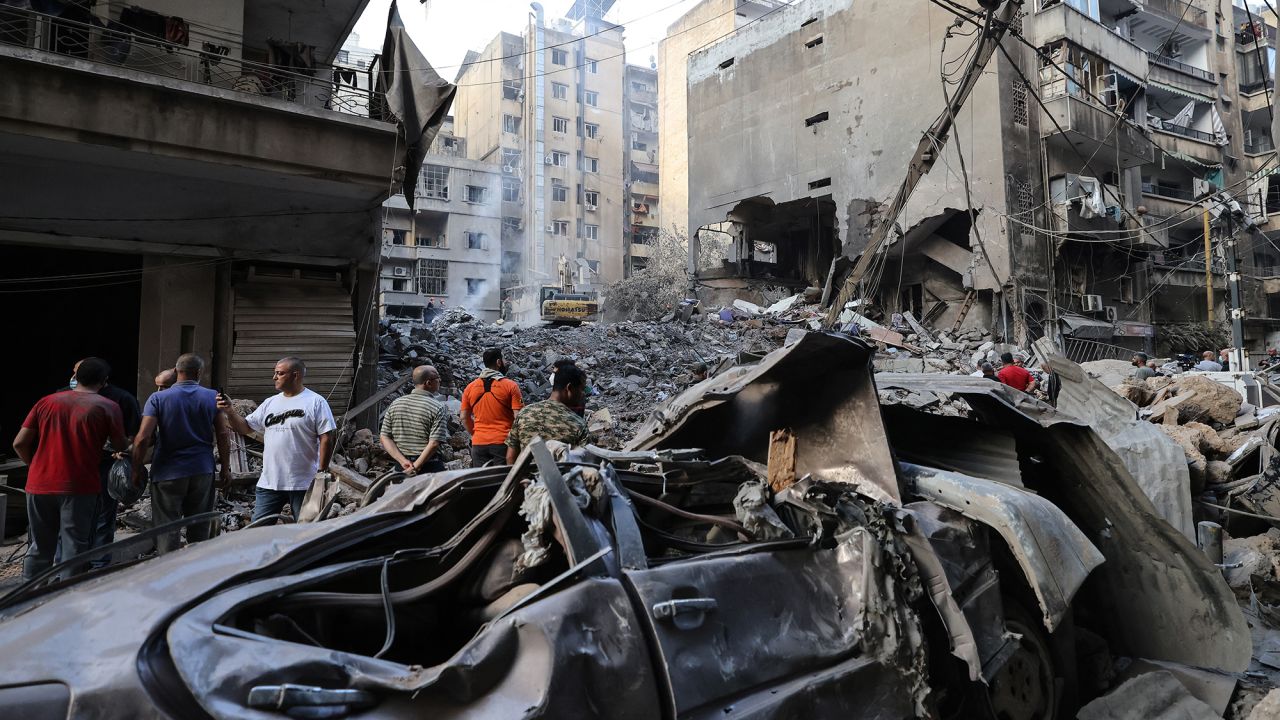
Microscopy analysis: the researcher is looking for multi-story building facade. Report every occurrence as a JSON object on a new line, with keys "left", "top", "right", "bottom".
{"left": 379, "top": 118, "right": 504, "bottom": 322}
{"left": 0, "top": 0, "right": 400, "bottom": 430}
{"left": 658, "top": 0, "right": 788, "bottom": 237}
{"left": 677, "top": 0, "right": 1280, "bottom": 361}
{"left": 625, "top": 63, "right": 660, "bottom": 274}
{"left": 453, "top": 2, "right": 627, "bottom": 319}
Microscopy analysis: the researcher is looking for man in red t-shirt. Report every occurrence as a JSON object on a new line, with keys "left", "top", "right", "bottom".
{"left": 460, "top": 348, "right": 523, "bottom": 467}
{"left": 12, "top": 357, "right": 127, "bottom": 580}
{"left": 996, "top": 352, "right": 1038, "bottom": 394}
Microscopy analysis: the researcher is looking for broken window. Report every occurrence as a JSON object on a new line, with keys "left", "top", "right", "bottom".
{"left": 387, "top": 229, "right": 406, "bottom": 245}
{"left": 503, "top": 114, "right": 521, "bottom": 134}
{"left": 632, "top": 139, "right": 647, "bottom": 151}
{"left": 502, "top": 216, "right": 521, "bottom": 232}
{"left": 752, "top": 240, "right": 777, "bottom": 263}
{"left": 466, "top": 232, "right": 486, "bottom": 250}
{"left": 584, "top": 190, "right": 599, "bottom": 207}
{"left": 422, "top": 165, "right": 449, "bottom": 199}
{"left": 465, "top": 278, "right": 485, "bottom": 296}
{"left": 416, "top": 258, "right": 448, "bottom": 296}
{"left": 502, "top": 80, "right": 522, "bottom": 101}
{"left": 501, "top": 148, "right": 521, "bottom": 170}
{"left": 417, "top": 233, "right": 444, "bottom": 248}
{"left": 465, "top": 185, "right": 487, "bottom": 204}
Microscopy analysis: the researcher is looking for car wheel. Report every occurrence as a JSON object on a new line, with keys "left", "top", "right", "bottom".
{"left": 987, "top": 599, "right": 1062, "bottom": 720}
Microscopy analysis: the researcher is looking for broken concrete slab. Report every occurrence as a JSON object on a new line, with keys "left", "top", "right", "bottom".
{"left": 1076, "top": 671, "right": 1220, "bottom": 720}
{"left": 1172, "top": 375, "right": 1244, "bottom": 425}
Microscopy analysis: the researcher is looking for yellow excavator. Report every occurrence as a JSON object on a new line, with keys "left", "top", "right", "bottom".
{"left": 539, "top": 256, "right": 601, "bottom": 324}
{"left": 539, "top": 285, "right": 600, "bottom": 325}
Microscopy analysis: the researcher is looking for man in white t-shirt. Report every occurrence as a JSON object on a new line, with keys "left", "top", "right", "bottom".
{"left": 219, "top": 357, "right": 336, "bottom": 523}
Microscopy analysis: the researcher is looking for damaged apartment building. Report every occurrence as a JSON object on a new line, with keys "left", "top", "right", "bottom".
{"left": 678, "top": 0, "right": 1280, "bottom": 359}
{"left": 0, "top": 0, "right": 405, "bottom": 435}
{"left": 379, "top": 117, "right": 504, "bottom": 322}
{"left": 452, "top": 1, "right": 631, "bottom": 320}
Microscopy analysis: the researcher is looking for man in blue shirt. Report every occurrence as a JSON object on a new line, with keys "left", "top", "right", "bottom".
{"left": 131, "top": 354, "right": 232, "bottom": 554}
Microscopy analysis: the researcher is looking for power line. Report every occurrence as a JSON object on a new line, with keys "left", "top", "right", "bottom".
{"left": 0, "top": 208, "right": 378, "bottom": 223}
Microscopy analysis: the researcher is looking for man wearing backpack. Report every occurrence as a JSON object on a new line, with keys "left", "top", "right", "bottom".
{"left": 460, "top": 348, "right": 523, "bottom": 467}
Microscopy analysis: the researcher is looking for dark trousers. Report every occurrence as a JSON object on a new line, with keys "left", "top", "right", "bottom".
{"left": 89, "top": 457, "right": 117, "bottom": 568}
{"left": 253, "top": 487, "right": 307, "bottom": 524}
{"left": 151, "top": 474, "right": 216, "bottom": 554}
{"left": 471, "top": 444, "right": 507, "bottom": 467}
{"left": 24, "top": 493, "right": 96, "bottom": 581}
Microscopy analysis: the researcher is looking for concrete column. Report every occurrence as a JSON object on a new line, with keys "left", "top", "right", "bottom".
{"left": 136, "top": 254, "right": 217, "bottom": 403}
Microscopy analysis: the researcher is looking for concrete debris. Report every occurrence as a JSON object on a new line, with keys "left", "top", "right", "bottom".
{"left": 1224, "top": 530, "right": 1280, "bottom": 590}
{"left": 1249, "top": 688, "right": 1280, "bottom": 719}
{"left": 1076, "top": 670, "right": 1221, "bottom": 720}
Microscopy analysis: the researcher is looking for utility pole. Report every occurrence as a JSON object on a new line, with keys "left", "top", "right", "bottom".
{"left": 1203, "top": 208, "right": 1213, "bottom": 329}
{"left": 1205, "top": 190, "right": 1252, "bottom": 371}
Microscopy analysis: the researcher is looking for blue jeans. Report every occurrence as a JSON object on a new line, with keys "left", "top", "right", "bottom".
{"left": 253, "top": 487, "right": 306, "bottom": 524}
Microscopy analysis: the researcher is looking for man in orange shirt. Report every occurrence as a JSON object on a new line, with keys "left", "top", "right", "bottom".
{"left": 460, "top": 348, "right": 523, "bottom": 467}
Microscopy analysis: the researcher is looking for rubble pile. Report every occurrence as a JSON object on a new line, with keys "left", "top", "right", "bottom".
{"left": 371, "top": 305, "right": 795, "bottom": 473}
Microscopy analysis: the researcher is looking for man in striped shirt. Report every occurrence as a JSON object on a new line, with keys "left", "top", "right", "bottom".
{"left": 380, "top": 365, "right": 450, "bottom": 474}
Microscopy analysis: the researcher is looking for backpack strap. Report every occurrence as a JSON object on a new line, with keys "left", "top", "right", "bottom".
{"left": 482, "top": 377, "right": 495, "bottom": 395}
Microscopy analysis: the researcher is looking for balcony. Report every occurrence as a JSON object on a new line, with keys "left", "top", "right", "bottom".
{"left": 631, "top": 179, "right": 660, "bottom": 197}
{"left": 1150, "top": 255, "right": 1224, "bottom": 287}
{"left": 1245, "top": 137, "right": 1275, "bottom": 156}
{"left": 629, "top": 88, "right": 657, "bottom": 105}
{"left": 1147, "top": 52, "right": 1214, "bottom": 83}
{"left": 1149, "top": 121, "right": 1222, "bottom": 162}
{"left": 1139, "top": 185, "right": 1200, "bottom": 224}
{"left": 0, "top": 4, "right": 397, "bottom": 261}
{"left": 382, "top": 244, "right": 420, "bottom": 261}
{"left": 1135, "top": 0, "right": 1206, "bottom": 29}
{"left": 1039, "top": 93, "right": 1154, "bottom": 168}
{"left": 1240, "top": 87, "right": 1275, "bottom": 114}
{"left": 630, "top": 241, "right": 652, "bottom": 258}
{"left": 1031, "top": 2, "right": 1148, "bottom": 77}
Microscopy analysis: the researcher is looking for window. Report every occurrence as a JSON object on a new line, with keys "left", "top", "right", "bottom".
{"left": 416, "top": 259, "right": 448, "bottom": 296}
{"left": 336, "top": 50, "right": 350, "bottom": 64}
{"left": 423, "top": 165, "right": 449, "bottom": 199}
{"left": 387, "top": 229, "right": 407, "bottom": 245}
{"left": 466, "top": 231, "right": 486, "bottom": 249}
{"left": 502, "top": 178, "right": 520, "bottom": 202}
{"left": 584, "top": 122, "right": 599, "bottom": 138}
{"left": 552, "top": 48, "right": 567, "bottom": 65}
{"left": 502, "top": 79, "right": 522, "bottom": 100}
{"left": 585, "top": 58, "right": 598, "bottom": 73}
{"left": 552, "top": 150, "right": 568, "bottom": 166}
{"left": 503, "top": 114, "right": 521, "bottom": 133}
{"left": 552, "top": 182, "right": 568, "bottom": 202}
{"left": 584, "top": 190, "right": 599, "bottom": 207}
{"left": 553, "top": 116, "right": 569, "bottom": 133}
{"left": 552, "top": 82, "right": 568, "bottom": 99}
{"left": 631, "top": 81, "right": 647, "bottom": 92}
{"left": 418, "top": 234, "right": 445, "bottom": 248}
{"left": 501, "top": 147, "right": 521, "bottom": 170}
{"left": 392, "top": 278, "right": 407, "bottom": 292}
{"left": 584, "top": 156, "right": 598, "bottom": 173}
{"left": 1119, "top": 276, "right": 1135, "bottom": 304}
{"left": 633, "top": 139, "right": 648, "bottom": 151}
{"left": 465, "top": 185, "right": 487, "bottom": 204}
{"left": 585, "top": 90, "right": 599, "bottom": 107}
{"left": 553, "top": 220, "right": 569, "bottom": 235}
{"left": 503, "top": 216, "right": 521, "bottom": 232}
{"left": 584, "top": 224, "right": 598, "bottom": 240}
{"left": 466, "top": 278, "right": 485, "bottom": 296}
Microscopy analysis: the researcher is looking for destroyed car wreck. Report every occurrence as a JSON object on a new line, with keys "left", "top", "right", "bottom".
{"left": 0, "top": 334, "right": 1250, "bottom": 719}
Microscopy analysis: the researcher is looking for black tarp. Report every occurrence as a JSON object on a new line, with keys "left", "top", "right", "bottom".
{"left": 379, "top": 0, "right": 456, "bottom": 210}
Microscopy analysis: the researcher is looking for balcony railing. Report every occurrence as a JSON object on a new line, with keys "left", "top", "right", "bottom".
{"left": 0, "top": 4, "right": 380, "bottom": 119}
{"left": 1151, "top": 121, "right": 1216, "bottom": 143}
{"left": 1137, "top": 0, "right": 1206, "bottom": 26}
{"left": 1246, "top": 137, "right": 1276, "bottom": 154}
{"left": 1147, "top": 52, "right": 1214, "bottom": 82}
{"left": 1142, "top": 182, "right": 1196, "bottom": 201}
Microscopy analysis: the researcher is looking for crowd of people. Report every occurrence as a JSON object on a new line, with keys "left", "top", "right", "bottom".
{"left": 10, "top": 346, "right": 594, "bottom": 582}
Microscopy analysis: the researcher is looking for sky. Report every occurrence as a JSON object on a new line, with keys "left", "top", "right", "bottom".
{"left": 349, "top": 0, "right": 703, "bottom": 77}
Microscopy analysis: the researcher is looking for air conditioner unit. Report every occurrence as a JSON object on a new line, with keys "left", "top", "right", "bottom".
{"left": 1193, "top": 178, "right": 1212, "bottom": 198}
{"left": 544, "top": 155, "right": 554, "bottom": 165}
{"left": 545, "top": 224, "right": 555, "bottom": 232}
{"left": 1082, "top": 294, "right": 1104, "bottom": 312}
{"left": 1104, "top": 306, "right": 1118, "bottom": 323}
{"left": 392, "top": 266, "right": 408, "bottom": 277}
{"left": 502, "top": 165, "right": 515, "bottom": 174}
{"left": 586, "top": 204, "right": 598, "bottom": 211}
